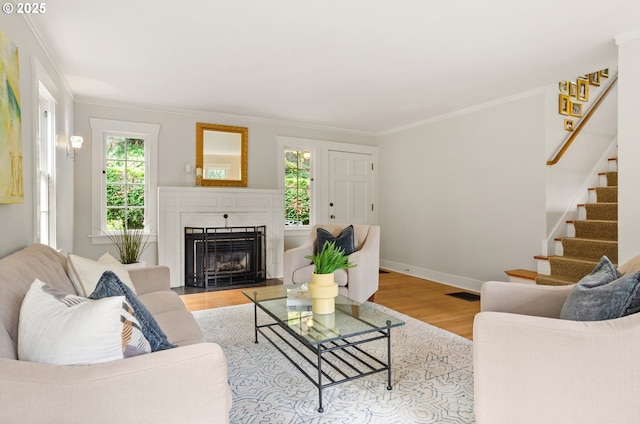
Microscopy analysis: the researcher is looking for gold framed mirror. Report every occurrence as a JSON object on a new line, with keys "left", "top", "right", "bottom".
{"left": 196, "top": 123, "right": 248, "bottom": 187}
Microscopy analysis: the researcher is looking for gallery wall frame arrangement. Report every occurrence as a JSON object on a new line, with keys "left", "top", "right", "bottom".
{"left": 0, "top": 31, "right": 23, "bottom": 204}
{"left": 558, "top": 68, "right": 608, "bottom": 131}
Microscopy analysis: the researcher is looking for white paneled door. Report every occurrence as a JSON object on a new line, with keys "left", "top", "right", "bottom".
{"left": 328, "top": 151, "right": 375, "bottom": 224}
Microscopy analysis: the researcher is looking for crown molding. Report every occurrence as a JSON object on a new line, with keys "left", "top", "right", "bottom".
{"left": 377, "top": 87, "right": 545, "bottom": 137}
{"left": 21, "top": 14, "right": 75, "bottom": 100}
{"left": 74, "top": 96, "right": 377, "bottom": 137}
{"left": 615, "top": 29, "right": 640, "bottom": 45}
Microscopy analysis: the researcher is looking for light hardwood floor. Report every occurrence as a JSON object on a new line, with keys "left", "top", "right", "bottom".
{"left": 179, "top": 270, "right": 481, "bottom": 340}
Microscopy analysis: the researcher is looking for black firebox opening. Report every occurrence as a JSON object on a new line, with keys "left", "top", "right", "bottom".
{"left": 184, "top": 226, "right": 266, "bottom": 290}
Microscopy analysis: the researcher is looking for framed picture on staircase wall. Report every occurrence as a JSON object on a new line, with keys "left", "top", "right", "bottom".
{"left": 577, "top": 78, "right": 589, "bottom": 101}
{"left": 569, "top": 81, "right": 577, "bottom": 98}
{"left": 558, "top": 94, "right": 570, "bottom": 115}
{"left": 564, "top": 119, "right": 574, "bottom": 131}
{"left": 559, "top": 81, "right": 568, "bottom": 93}
{"left": 570, "top": 101, "right": 582, "bottom": 118}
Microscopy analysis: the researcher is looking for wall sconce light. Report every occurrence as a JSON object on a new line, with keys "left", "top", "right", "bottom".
{"left": 67, "top": 136, "right": 83, "bottom": 160}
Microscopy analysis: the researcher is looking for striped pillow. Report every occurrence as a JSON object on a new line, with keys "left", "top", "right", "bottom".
{"left": 18, "top": 279, "right": 150, "bottom": 365}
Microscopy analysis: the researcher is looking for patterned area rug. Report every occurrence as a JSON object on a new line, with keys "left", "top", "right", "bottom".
{"left": 193, "top": 303, "right": 475, "bottom": 423}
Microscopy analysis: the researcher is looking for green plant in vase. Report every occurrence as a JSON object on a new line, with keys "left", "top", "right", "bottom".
{"left": 306, "top": 241, "right": 356, "bottom": 274}
{"left": 305, "top": 241, "right": 356, "bottom": 314}
{"left": 105, "top": 221, "right": 150, "bottom": 265}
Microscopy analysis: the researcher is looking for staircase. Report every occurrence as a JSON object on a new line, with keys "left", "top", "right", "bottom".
{"left": 535, "top": 162, "right": 618, "bottom": 285}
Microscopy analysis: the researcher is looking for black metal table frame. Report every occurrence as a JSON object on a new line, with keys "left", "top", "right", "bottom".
{"left": 250, "top": 299, "right": 395, "bottom": 413}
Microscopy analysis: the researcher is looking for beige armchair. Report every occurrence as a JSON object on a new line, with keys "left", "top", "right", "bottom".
{"left": 283, "top": 224, "right": 380, "bottom": 303}
{"left": 474, "top": 279, "right": 640, "bottom": 424}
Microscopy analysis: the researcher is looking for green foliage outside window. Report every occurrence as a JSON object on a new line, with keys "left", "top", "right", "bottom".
{"left": 285, "top": 149, "right": 311, "bottom": 225}
{"left": 207, "top": 169, "right": 227, "bottom": 179}
{"left": 106, "top": 137, "right": 145, "bottom": 230}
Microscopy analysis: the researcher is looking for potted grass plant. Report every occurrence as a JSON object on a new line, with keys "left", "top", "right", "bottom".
{"left": 105, "top": 222, "right": 150, "bottom": 267}
{"left": 305, "top": 241, "right": 356, "bottom": 314}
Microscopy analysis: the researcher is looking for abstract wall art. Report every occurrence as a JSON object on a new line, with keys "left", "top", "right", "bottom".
{"left": 0, "top": 30, "right": 22, "bottom": 204}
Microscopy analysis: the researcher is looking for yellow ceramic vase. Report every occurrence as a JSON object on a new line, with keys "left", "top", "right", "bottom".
{"left": 308, "top": 272, "right": 339, "bottom": 314}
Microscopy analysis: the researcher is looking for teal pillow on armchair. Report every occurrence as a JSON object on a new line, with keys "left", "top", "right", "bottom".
{"left": 316, "top": 225, "right": 355, "bottom": 255}
{"left": 560, "top": 256, "right": 640, "bottom": 321}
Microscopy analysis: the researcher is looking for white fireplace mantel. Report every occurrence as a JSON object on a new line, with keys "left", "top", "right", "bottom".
{"left": 158, "top": 186, "right": 284, "bottom": 287}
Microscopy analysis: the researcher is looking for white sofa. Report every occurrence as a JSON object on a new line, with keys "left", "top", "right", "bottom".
{"left": 0, "top": 244, "right": 232, "bottom": 424}
{"left": 283, "top": 224, "right": 380, "bottom": 303}
{"left": 474, "top": 265, "right": 640, "bottom": 424}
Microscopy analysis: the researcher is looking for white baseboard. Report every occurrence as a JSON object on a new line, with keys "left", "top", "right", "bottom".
{"left": 380, "top": 260, "right": 483, "bottom": 294}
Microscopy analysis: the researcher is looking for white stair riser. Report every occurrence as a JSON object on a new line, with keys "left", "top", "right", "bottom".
{"left": 598, "top": 174, "right": 607, "bottom": 187}
{"left": 554, "top": 239, "right": 564, "bottom": 256}
{"left": 577, "top": 205, "right": 586, "bottom": 220}
{"left": 536, "top": 258, "right": 550, "bottom": 275}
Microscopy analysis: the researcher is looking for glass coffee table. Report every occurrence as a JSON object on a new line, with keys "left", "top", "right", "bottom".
{"left": 242, "top": 285, "right": 405, "bottom": 412}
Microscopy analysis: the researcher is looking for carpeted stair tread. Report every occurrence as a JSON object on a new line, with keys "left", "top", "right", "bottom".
{"left": 593, "top": 186, "right": 618, "bottom": 203}
{"left": 546, "top": 256, "right": 612, "bottom": 281}
{"left": 561, "top": 238, "right": 618, "bottom": 262}
{"left": 535, "top": 274, "right": 577, "bottom": 286}
{"left": 573, "top": 220, "right": 617, "bottom": 241}
{"left": 584, "top": 203, "right": 617, "bottom": 221}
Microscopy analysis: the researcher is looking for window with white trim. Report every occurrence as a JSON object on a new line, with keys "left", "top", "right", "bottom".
{"left": 105, "top": 135, "right": 146, "bottom": 229}
{"left": 284, "top": 148, "right": 312, "bottom": 227}
{"left": 36, "top": 84, "right": 56, "bottom": 247}
{"left": 90, "top": 119, "right": 159, "bottom": 240}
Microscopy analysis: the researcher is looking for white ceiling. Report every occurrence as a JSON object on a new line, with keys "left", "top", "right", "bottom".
{"left": 28, "top": 0, "right": 640, "bottom": 133}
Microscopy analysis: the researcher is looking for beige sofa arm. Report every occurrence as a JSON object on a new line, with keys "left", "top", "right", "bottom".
{"left": 480, "top": 280, "right": 573, "bottom": 318}
{"left": 128, "top": 265, "right": 171, "bottom": 294}
{"left": 345, "top": 226, "right": 380, "bottom": 303}
{"left": 0, "top": 343, "right": 231, "bottom": 424}
{"left": 283, "top": 241, "right": 314, "bottom": 284}
{"left": 473, "top": 311, "right": 640, "bottom": 424}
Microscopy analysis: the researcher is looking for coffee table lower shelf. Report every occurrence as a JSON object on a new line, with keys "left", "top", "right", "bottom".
{"left": 252, "top": 305, "right": 396, "bottom": 413}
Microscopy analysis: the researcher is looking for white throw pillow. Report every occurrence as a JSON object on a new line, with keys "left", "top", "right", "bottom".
{"left": 67, "top": 252, "right": 136, "bottom": 296}
{"left": 18, "top": 279, "right": 150, "bottom": 365}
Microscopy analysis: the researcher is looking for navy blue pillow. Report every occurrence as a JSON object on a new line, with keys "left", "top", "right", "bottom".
{"left": 89, "top": 271, "right": 175, "bottom": 351}
{"left": 316, "top": 225, "right": 355, "bottom": 255}
{"left": 560, "top": 256, "right": 640, "bottom": 321}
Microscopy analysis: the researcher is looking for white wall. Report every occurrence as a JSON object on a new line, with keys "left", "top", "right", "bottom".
{"left": 0, "top": 14, "right": 74, "bottom": 258}
{"left": 377, "top": 93, "right": 547, "bottom": 291}
{"left": 617, "top": 32, "right": 640, "bottom": 264}
{"left": 72, "top": 101, "right": 376, "bottom": 261}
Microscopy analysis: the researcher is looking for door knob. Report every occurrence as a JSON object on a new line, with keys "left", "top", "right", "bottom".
{"left": 329, "top": 202, "right": 334, "bottom": 207}
{"left": 330, "top": 215, "right": 335, "bottom": 219}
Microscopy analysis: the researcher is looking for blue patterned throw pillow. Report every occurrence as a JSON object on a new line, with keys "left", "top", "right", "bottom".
{"left": 560, "top": 256, "right": 640, "bottom": 321}
{"left": 89, "top": 271, "right": 176, "bottom": 351}
{"left": 316, "top": 225, "right": 356, "bottom": 255}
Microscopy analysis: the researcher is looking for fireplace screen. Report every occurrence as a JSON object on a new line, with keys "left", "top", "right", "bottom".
{"left": 184, "top": 226, "right": 266, "bottom": 290}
